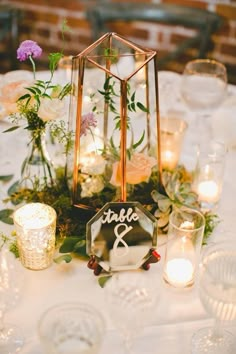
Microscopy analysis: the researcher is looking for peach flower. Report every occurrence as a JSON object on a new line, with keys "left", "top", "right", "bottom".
{"left": 0, "top": 80, "right": 31, "bottom": 115}
{"left": 110, "top": 152, "right": 156, "bottom": 186}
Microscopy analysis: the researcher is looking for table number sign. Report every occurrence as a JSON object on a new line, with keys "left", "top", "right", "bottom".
{"left": 86, "top": 202, "right": 160, "bottom": 275}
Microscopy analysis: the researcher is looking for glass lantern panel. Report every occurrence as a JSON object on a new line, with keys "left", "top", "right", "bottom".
{"left": 67, "top": 33, "right": 161, "bottom": 214}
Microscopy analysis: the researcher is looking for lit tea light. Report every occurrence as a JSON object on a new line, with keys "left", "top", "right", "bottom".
{"left": 13, "top": 203, "right": 57, "bottom": 270}
{"left": 197, "top": 180, "right": 219, "bottom": 204}
{"left": 160, "top": 118, "right": 188, "bottom": 170}
{"left": 161, "top": 150, "right": 178, "bottom": 170}
{"left": 165, "top": 258, "right": 194, "bottom": 287}
{"left": 180, "top": 221, "right": 194, "bottom": 230}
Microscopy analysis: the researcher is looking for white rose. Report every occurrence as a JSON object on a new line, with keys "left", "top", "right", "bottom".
{"left": 81, "top": 176, "right": 104, "bottom": 198}
{"left": 81, "top": 153, "right": 106, "bottom": 175}
{"left": 38, "top": 97, "right": 66, "bottom": 122}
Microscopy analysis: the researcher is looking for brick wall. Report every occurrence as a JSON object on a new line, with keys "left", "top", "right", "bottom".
{"left": 1, "top": 0, "right": 236, "bottom": 83}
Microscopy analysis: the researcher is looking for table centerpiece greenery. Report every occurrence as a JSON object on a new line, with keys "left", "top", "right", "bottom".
{"left": 0, "top": 25, "right": 219, "bottom": 265}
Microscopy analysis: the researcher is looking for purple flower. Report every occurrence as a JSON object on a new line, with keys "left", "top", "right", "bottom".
{"left": 80, "top": 112, "right": 97, "bottom": 136}
{"left": 17, "top": 40, "right": 42, "bottom": 62}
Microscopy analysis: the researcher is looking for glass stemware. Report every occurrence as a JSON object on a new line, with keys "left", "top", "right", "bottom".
{"left": 38, "top": 302, "right": 105, "bottom": 354}
{"left": 105, "top": 271, "right": 159, "bottom": 354}
{"left": 192, "top": 242, "right": 236, "bottom": 354}
{"left": 181, "top": 59, "right": 227, "bottom": 145}
{"left": 0, "top": 248, "right": 24, "bottom": 353}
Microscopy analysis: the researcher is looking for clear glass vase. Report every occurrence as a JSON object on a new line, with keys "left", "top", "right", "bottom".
{"left": 20, "top": 129, "right": 55, "bottom": 190}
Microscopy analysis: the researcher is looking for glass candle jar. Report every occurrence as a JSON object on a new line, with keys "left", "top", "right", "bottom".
{"left": 163, "top": 207, "right": 205, "bottom": 288}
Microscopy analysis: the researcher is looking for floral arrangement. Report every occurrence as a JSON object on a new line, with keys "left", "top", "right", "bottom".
{"left": 0, "top": 29, "right": 220, "bottom": 264}
{"left": 1, "top": 20, "right": 72, "bottom": 190}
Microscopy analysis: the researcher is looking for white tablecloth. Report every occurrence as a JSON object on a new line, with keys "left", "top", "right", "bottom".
{"left": 0, "top": 70, "right": 236, "bottom": 354}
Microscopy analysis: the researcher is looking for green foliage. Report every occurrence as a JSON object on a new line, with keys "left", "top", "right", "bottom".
{"left": 1, "top": 167, "right": 89, "bottom": 261}
{"left": 0, "top": 174, "right": 14, "bottom": 183}
{"left": 0, "top": 232, "right": 19, "bottom": 258}
{"left": 54, "top": 254, "right": 72, "bottom": 264}
{"left": 95, "top": 75, "right": 148, "bottom": 134}
{"left": 0, "top": 163, "right": 219, "bottom": 261}
{"left": 151, "top": 165, "right": 219, "bottom": 239}
{"left": 0, "top": 209, "right": 14, "bottom": 225}
{"left": 98, "top": 275, "right": 112, "bottom": 288}
{"left": 203, "top": 213, "right": 220, "bottom": 245}
{"left": 49, "top": 120, "right": 74, "bottom": 156}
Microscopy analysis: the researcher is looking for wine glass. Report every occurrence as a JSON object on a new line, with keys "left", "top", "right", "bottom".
{"left": 105, "top": 271, "right": 159, "bottom": 354}
{"left": 191, "top": 242, "right": 236, "bottom": 354}
{"left": 0, "top": 247, "right": 24, "bottom": 353}
{"left": 181, "top": 59, "right": 227, "bottom": 144}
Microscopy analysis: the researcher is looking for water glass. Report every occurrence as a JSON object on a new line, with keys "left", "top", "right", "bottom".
{"left": 38, "top": 302, "right": 105, "bottom": 354}
{"left": 13, "top": 202, "right": 57, "bottom": 270}
{"left": 192, "top": 141, "right": 227, "bottom": 211}
{"left": 181, "top": 59, "right": 227, "bottom": 145}
{"left": 192, "top": 241, "right": 236, "bottom": 354}
{"left": 163, "top": 207, "right": 205, "bottom": 288}
{"left": 181, "top": 59, "right": 227, "bottom": 114}
{"left": 105, "top": 271, "right": 159, "bottom": 353}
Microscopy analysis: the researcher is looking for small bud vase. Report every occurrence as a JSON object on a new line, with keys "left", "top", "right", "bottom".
{"left": 20, "top": 129, "right": 55, "bottom": 190}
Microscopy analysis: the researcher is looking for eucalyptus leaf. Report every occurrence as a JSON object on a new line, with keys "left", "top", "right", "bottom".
{"left": 54, "top": 254, "right": 72, "bottom": 264}
{"left": 17, "top": 93, "right": 31, "bottom": 101}
{"left": 0, "top": 174, "right": 14, "bottom": 182}
{"left": 132, "top": 130, "right": 145, "bottom": 150}
{"left": 59, "top": 237, "right": 83, "bottom": 253}
{"left": 8, "top": 180, "right": 20, "bottom": 196}
{"left": 3, "top": 126, "right": 20, "bottom": 133}
{"left": 73, "top": 240, "right": 86, "bottom": 252}
{"left": 137, "top": 101, "right": 149, "bottom": 113}
{"left": 0, "top": 209, "right": 14, "bottom": 225}
{"left": 26, "top": 87, "right": 40, "bottom": 95}
{"left": 98, "top": 275, "right": 112, "bottom": 288}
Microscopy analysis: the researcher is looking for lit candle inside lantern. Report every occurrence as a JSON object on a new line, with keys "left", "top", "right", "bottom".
{"left": 160, "top": 118, "right": 188, "bottom": 170}
{"left": 161, "top": 150, "right": 178, "bottom": 170}
{"left": 197, "top": 180, "right": 219, "bottom": 203}
{"left": 13, "top": 203, "right": 57, "bottom": 270}
{"left": 165, "top": 258, "right": 194, "bottom": 287}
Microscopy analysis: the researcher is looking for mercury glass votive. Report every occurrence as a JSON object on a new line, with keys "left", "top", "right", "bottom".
{"left": 13, "top": 203, "right": 57, "bottom": 270}
{"left": 163, "top": 207, "right": 205, "bottom": 288}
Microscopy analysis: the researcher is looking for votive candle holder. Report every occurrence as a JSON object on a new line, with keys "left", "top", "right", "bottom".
{"left": 160, "top": 117, "right": 188, "bottom": 170}
{"left": 13, "top": 203, "right": 57, "bottom": 270}
{"left": 163, "top": 207, "right": 205, "bottom": 288}
{"left": 192, "top": 141, "right": 226, "bottom": 211}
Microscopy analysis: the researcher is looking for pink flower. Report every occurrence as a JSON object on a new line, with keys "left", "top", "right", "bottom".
{"left": 80, "top": 112, "right": 97, "bottom": 136}
{"left": 110, "top": 153, "right": 156, "bottom": 186}
{"left": 17, "top": 40, "right": 42, "bottom": 62}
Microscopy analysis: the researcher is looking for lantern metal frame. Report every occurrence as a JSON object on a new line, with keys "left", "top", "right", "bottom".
{"left": 68, "top": 32, "right": 163, "bottom": 211}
